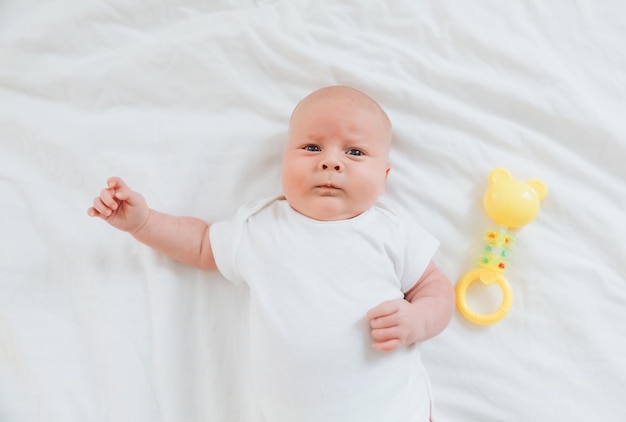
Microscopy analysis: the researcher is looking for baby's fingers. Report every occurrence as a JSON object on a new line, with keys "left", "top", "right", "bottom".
{"left": 372, "top": 339, "right": 401, "bottom": 352}
{"left": 90, "top": 196, "right": 115, "bottom": 217}
{"left": 369, "top": 313, "right": 399, "bottom": 330}
{"left": 371, "top": 326, "right": 400, "bottom": 342}
{"left": 106, "top": 177, "right": 140, "bottom": 205}
{"left": 106, "top": 176, "right": 124, "bottom": 190}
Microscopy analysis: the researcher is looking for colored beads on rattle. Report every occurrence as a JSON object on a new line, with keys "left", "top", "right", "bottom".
{"left": 479, "top": 229, "right": 515, "bottom": 273}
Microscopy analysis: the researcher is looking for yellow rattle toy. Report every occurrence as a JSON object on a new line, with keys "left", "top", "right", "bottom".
{"left": 456, "top": 167, "right": 548, "bottom": 325}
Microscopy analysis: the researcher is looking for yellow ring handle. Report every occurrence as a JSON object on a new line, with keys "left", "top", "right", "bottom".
{"left": 456, "top": 268, "right": 513, "bottom": 325}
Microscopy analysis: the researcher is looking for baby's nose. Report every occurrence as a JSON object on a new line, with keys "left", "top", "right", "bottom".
{"left": 322, "top": 163, "right": 341, "bottom": 171}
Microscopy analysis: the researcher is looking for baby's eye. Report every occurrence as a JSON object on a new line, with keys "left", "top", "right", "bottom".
{"left": 304, "top": 145, "right": 321, "bottom": 152}
{"left": 346, "top": 149, "right": 363, "bottom": 156}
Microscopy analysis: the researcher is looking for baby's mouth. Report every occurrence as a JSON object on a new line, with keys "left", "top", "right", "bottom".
{"left": 316, "top": 184, "right": 340, "bottom": 189}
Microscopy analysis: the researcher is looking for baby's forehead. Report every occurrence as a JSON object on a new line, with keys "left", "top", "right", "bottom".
{"left": 301, "top": 87, "right": 378, "bottom": 112}
{"left": 294, "top": 88, "right": 390, "bottom": 128}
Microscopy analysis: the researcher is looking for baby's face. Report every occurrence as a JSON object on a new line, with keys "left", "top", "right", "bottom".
{"left": 282, "top": 92, "right": 391, "bottom": 221}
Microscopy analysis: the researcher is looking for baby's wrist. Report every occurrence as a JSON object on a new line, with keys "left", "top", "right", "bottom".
{"left": 130, "top": 209, "right": 152, "bottom": 235}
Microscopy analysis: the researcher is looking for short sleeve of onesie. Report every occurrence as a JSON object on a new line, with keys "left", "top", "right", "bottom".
{"left": 209, "top": 197, "right": 276, "bottom": 285}
{"left": 382, "top": 206, "right": 440, "bottom": 292}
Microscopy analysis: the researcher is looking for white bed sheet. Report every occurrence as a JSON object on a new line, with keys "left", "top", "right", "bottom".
{"left": 1, "top": 1, "right": 625, "bottom": 421}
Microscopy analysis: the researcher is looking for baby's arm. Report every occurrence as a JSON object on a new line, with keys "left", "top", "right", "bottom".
{"left": 366, "top": 261, "right": 455, "bottom": 352}
{"left": 88, "top": 177, "right": 217, "bottom": 270}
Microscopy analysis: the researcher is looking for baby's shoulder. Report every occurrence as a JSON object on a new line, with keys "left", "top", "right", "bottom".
{"left": 232, "top": 195, "right": 284, "bottom": 221}
{"left": 371, "top": 201, "right": 410, "bottom": 226}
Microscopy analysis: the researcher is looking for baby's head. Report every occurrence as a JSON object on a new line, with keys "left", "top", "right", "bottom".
{"left": 281, "top": 86, "right": 392, "bottom": 221}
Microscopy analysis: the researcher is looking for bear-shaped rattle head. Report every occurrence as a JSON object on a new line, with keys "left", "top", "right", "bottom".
{"left": 483, "top": 168, "right": 548, "bottom": 229}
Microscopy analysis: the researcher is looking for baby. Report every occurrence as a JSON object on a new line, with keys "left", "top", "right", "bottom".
{"left": 88, "top": 86, "right": 455, "bottom": 421}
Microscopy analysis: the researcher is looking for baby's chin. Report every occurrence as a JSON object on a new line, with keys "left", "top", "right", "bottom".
{"left": 291, "top": 198, "right": 369, "bottom": 222}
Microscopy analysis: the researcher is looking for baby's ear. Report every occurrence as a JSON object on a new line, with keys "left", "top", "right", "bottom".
{"left": 527, "top": 179, "right": 548, "bottom": 201}
{"left": 488, "top": 167, "right": 511, "bottom": 186}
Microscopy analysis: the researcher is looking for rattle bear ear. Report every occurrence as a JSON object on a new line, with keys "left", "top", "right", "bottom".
{"left": 488, "top": 167, "right": 511, "bottom": 186}
{"left": 527, "top": 178, "right": 548, "bottom": 201}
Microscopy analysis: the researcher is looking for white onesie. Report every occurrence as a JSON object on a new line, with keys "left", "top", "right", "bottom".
{"left": 210, "top": 196, "right": 439, "bottom": 422}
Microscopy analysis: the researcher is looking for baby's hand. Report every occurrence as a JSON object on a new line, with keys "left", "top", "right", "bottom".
{"left": 366, "top": 299, "right": 421, "bottom": 352}
{"left": 87, "top": 177, "right": 149, "bottom": 233}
